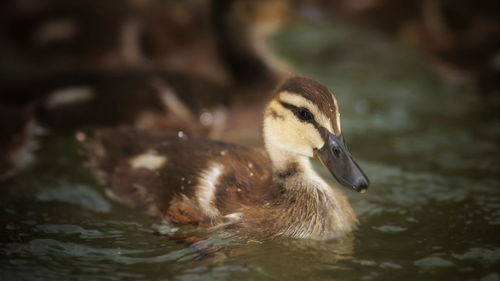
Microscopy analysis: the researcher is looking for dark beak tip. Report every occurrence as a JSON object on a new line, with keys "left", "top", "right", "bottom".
{"left": 353, "top": 179, "right": 369, "bottom": 193}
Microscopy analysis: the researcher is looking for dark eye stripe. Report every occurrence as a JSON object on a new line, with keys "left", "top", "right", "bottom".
{"left": 279, "top": 101, "right": 317, "bottom": 125}
{"left": 279, "top": 101, "right": 331, "bottom": 141}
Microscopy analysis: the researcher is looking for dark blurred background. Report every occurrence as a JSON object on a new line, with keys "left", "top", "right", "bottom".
{"left": 1, "top": 0, "right": 498, "bottom": 95}
{"left": 0, "top": 0, "right": 499, "bottom": 179}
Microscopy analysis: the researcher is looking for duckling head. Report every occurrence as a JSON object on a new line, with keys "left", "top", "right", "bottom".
{"left": 263, "top": 77, "right": 369, "bottom": 193}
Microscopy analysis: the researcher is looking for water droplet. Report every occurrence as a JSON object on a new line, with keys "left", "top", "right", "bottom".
{"left": 75, "top": 131, "right": 86, "bottom": 142}
{"left": 200, "top": 111, "right": 214, "bottom": 126}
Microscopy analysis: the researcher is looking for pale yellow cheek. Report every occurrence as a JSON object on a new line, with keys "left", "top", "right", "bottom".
{"left": 264, "top": 107, "right": 325, "bottom": 157}
{"left": 306, "top": 126, "right": 325, "bottom": 149}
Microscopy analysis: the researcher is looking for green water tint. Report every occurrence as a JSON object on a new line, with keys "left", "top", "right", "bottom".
{"left": 1, "top": 23, "right": 500, "bottom": 280}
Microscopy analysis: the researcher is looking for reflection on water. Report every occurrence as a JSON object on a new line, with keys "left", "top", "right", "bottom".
{"left": 1, "top": 23, "right": 500, "bottom": 281}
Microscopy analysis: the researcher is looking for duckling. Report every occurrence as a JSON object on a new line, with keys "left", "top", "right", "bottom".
{"left": 85, "top": 77, "right": 369, "bottom": 240}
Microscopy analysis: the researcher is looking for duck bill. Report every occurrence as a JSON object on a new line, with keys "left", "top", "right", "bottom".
{"left": 315, "top": 133, "right": 369, "bottom": 193}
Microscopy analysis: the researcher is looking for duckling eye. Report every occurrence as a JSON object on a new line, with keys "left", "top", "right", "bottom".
{"left": 279, "top": 102, "right": 315, "bottom": 123}
{"left": 298, "top": 108, "right": 313, "bottom": 122}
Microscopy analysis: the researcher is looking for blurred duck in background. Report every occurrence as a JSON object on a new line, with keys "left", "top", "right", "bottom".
{"left": 0, "top": 0, "right": 291, "bottom": 142}
{"left": 0, "top": 0, "right": 294, "bottom": 179}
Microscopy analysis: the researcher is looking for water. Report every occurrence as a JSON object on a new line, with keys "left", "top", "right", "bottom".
{"left": 1, "top": 23, "right": 500, "bottom": 281}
